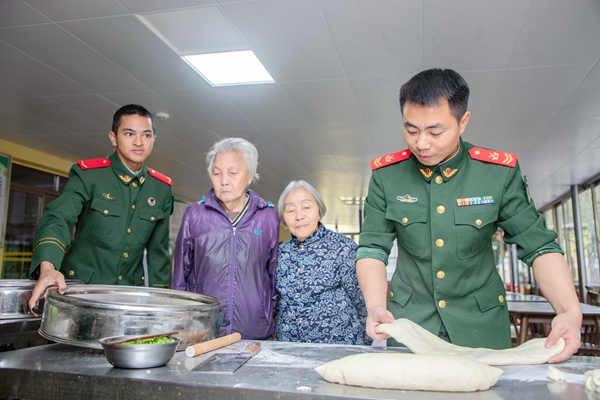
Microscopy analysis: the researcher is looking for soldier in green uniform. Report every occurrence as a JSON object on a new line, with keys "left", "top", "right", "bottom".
{"left": 357, "top": 69, "right": 582, "bottom": 363}
{"left": 28, "top": 104, "right": 173, "bottom": 315}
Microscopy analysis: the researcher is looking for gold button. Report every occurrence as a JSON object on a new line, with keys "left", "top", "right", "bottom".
{"left": 437, "top": 205, "right": 445, "bottom": 214}
{"left": 474, "top": 150, "right": 480, "bottom": 155}
{"left": 439, "top": 300, "right": 446, "bottom": 308}
{"left": 150, "top": 216, "right": 155, "bottom": 221}
{"left": 142, "top": 276, "right": 144, "bottom": 281}
{"left": 436, "top": 239, "right": 444, "bottom": 247}
{"left": 476, "top": 219, "right": 482, "bottom": 226}
{"left": 298, "top": 318, "right": 304, "bottom": 323}
{"left": 498, "top": 295, "right": 504, "bottom": 303}
{"left": 295, "top": 293, "right": 300, "bottom": 298}
{"left": 402, "top": 217, "right": 408, "bottom": 223}
{"left": 437, "top": 271, "right": 445, "bottom": 279}
{"left": 118, "top": 275, "right": 122, "bottom": 281}
{"left": 132, "top": 182, "right": 138, "bottom": 188}
{"left": 389, "top": 291, "right": 394, "bottom": 299}
{"left": 435, "top": 176, "right": 443, "bottom": 184}
{"left": 123, "top": 252, "right": 129, "bottom": 258}
{"left": 127, "top": 228, "right": 131, "bottom": 234}
{"left": 69, "top": 270, "right": 74, "bottom": 276}
{"left": 131, "top": 204, "right": 135, "bottom": 210}
{"left": 104, "top": 210, "right": 109, "bottom": 215}
{"left": 297, "top": 268, "right": 303, "bottom": 273}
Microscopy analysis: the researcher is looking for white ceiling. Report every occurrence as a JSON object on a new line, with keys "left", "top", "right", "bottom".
{"left": 1, "top": 0, "right": 600, "bottom": 233}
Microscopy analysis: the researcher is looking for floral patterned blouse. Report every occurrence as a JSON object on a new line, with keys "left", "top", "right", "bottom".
{"left": 275, "top": 224, "right": 370, "bottom": 345}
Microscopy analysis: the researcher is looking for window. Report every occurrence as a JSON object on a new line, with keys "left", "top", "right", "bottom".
{"left": 1, "top": 165, "right": 65, "bottom": 279}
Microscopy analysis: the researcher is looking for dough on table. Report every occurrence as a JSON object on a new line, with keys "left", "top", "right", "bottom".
{"left": 376, "top": 318, "right": 565, "bottom": 365}
{"left": 584, "top": 369, "right": 600, "bottom": 392}
{"left": 315, "top": 353, "right": 503, "bottom": 392}
{"left": 547, "top": 366, "right": 566, "bottom": 382}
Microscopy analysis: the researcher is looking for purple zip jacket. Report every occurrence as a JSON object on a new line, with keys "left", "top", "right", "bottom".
{"left": 171, "top": 189, "right": 279, "bottom": 339}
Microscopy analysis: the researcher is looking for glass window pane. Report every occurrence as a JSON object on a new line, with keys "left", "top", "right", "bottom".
{"left": 580, "top": 188, "right": 599, "bottom": 285}
{"left": 1, "top": 190, "right": 42, "bottom": 279}
{"left": 10, "top": 164, "right": 56, "bottom": 191}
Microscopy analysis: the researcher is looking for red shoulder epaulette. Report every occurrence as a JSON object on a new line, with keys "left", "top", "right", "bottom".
{"left": 148, "top": 168, "right": 173, "bottom": 186}
{"left": 371, "top": 149, "right": 412, "bottom": 171}
{"left": 468, "top": 147, "right": 517, "bottom": 168}
{"left": 77, "top": 158, "right": 110, "bottom": 170}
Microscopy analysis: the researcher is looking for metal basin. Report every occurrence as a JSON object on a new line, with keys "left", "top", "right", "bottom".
{"left": 0, "top": 279, "right": 83, "bottom": 319}
{"left": 39, "top": 285, "right": 220, "bottom": 350}
{"left": 98, "top": 335, "right": 183, "bottom": 369}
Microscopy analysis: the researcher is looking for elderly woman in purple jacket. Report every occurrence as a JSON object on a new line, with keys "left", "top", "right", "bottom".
{"left": 171, "top": 138, "right": 279, "bottom": 340}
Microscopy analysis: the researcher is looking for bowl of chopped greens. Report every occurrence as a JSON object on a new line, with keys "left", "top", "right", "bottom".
{"left": 98, "top": 335, "right": 183, "bottom": 369}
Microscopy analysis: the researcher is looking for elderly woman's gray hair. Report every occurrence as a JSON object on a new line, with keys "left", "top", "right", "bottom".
{"left": 206, "top": 138, "right": 260, "bottom": 183}
{"left": 278, "top": 180, "right": 327, "bottom": 227}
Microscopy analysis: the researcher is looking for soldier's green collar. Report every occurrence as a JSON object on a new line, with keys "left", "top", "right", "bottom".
{"left": 109, "top": 152, "right": 148, "bottom": 186}
{"left": 414, "top": 138, "right": 467, "bottom": 183}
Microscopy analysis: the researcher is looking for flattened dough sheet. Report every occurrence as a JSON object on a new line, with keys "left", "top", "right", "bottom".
{"left": 376, "top": 318, "right": 565, "bottom": 365}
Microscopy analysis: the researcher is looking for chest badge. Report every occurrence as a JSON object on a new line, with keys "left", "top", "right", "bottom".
{"left": 397, "top": 194, "right": 418, "bottom": 203}
{"left": 148, "top": 197, "right": 156, "bottom": 206}
{"left": 456, "top": 196, "right": 494, "bottom": 206}
{"left": 103, "top": 193, "right": 115, "bottom": 201}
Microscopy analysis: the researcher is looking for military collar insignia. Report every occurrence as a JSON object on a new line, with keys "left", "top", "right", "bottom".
{"left": 103, "top": 193, "right": 115, "bottom": 201}
{"left": 420, "top": 168, "right": 433, "bottom": 179}
{"left": 443, "top": 168, "right": 458, "bottom": 178}
{"left": 119, "top": 174, "right": 132, "bottom": 183}
{"left": 148, "top": 197, "right": 156, "bottom": 206}
{"left": 139, "top": 176, "right": 145, "bottom": 185}
{"left": 397, "top": 194, "right": 418, "bottom": 203}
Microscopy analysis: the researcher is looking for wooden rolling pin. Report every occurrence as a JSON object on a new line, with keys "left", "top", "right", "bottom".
{"left": 185, "top": 332, "right": 241, "bottom": 358}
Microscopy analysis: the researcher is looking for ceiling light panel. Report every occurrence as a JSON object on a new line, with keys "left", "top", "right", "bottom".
{"left": 183, "top": 51, "right": 273, "bottom": 86}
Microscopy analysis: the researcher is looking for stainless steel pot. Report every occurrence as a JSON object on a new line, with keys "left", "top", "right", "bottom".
{"left": 0, "top": 279, "right": 83, "bottom": 320}
{"left": 38, "top": 285, "right": 221, "bottom": 350}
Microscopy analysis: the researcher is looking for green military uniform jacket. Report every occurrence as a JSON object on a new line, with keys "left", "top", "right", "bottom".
{"left": 29, "top": 152, "right": 173, "bottom": 287}
{"left": 357, "top": 139, "right": 562, "bottom": 349}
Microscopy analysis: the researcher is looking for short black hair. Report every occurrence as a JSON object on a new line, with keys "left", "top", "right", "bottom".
{"left": 399, "top": 68, "right": 470, "bottom": 122}
{"left": 111, "top": 104, "right": 155, "bottom": 134}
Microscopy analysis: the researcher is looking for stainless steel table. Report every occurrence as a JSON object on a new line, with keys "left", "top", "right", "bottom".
{"left": 1, "top": 340, "right": 599, "bottom": 399}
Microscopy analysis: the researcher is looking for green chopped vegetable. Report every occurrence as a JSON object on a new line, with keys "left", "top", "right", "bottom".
{"left": 123, "top": 336, "right": 177, "bottom": 345}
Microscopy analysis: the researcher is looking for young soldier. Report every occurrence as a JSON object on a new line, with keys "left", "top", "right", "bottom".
{"left": 28, "top": 104, "right": 173, "bottom": 315}
{"left": 357, "top": 69, "right": 582, "bottom": 363}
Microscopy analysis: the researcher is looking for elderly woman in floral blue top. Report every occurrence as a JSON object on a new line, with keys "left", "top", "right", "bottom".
{"left": 275, "top": 180, "right": 370, "bottom": 345}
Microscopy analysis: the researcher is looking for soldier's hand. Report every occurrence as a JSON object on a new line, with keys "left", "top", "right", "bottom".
{"left": 546, "top": 308, "right": 582, "bottom": 363}
{"left": 366, "top": 306, "right": 394, "bottom": 342}
{"left": 29, "top": 262, "right": 67, "bottom": 317}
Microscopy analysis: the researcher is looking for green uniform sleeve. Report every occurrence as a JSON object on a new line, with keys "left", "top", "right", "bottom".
{"left": 497, "top": 161, "right": 562, "bottom": 264}
{"left": 356, "top": 170, "right": 397, "bottom": 264}
{"left": 146, "top": 187, "right": 173, "bottom": 287}
{"left": 29, "top": 165, "right": 88, "bottom": 279}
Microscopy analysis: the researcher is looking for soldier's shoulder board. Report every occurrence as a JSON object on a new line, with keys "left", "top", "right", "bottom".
{"left": 77, "top": 157, "right": 110, "bottom": 170}
{"left": 468, "top": 147, "right": 517, "bottom": 168}
{"left": 148, "top": 168, "right": 173, "bottom": 186}
{"left": 371, "top": 149, "right": 412, "bottom": 171}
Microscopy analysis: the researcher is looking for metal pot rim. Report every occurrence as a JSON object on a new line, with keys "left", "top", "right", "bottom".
{"left": 45, "top": 285, "right": 220, "bottom": 313}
